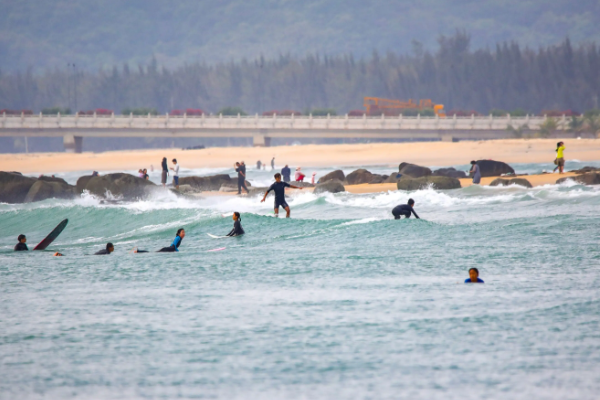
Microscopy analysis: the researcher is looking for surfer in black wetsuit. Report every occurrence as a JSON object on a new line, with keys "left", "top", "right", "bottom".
{"left": 95, "top": 242, "right": 114, "bottom": 255}
{"left": 226, "top": 212, "right": 245, "bottom": 237}
{"left": 158, "top": 228, "right": 185, "bottom": 252}
{"left": 261, "top": 173, "right": 303, "bottom": 218}
{"left": 392, "top": 198, "right": 420, "bottom": 220}
{"left": 14, "top": 234, "right": 28, "bottom": 251}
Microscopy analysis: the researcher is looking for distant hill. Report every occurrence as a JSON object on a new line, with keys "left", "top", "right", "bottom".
{"left": 1, "top": 0, "right": 599, "bottom": 71}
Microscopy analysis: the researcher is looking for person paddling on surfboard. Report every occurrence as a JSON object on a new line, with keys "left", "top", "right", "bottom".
{"left": 14, "top": 234, "right": 28, "bottom": 251}
{"left": 226, "top": 212, "right": 245, "bottom": 237}
{"left": 95, "top": 243, "right": 114, "bottom": 255}
{"left": 261, "top": 173, "right": 303, "bottom": 218}
{"left": 158, "top": 228, "right": 185, "bottom": 252}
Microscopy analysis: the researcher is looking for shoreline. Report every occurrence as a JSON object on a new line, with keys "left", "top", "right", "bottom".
{"left": 1, "top": 139, "right": 599, "bottom": 174}
{"left": 196, "top": 171, "right": 582, "bottom": 198}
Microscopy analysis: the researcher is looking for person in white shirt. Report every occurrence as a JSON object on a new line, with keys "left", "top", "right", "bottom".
{"left": 170, "top": 158, "right": 180, "bottom": 189}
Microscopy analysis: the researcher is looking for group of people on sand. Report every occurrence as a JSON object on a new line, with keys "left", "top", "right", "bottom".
{"left": 467, "top": 141, "right": 566, "bottom": 185}
{"left": 137, "top": 168, "right": 150, "bottom": 180}
{"left": 160, "top": 157, "right": 180, "bottom": 189}
{"left": 256, "top": 157, "right": 276, "bottom": 171}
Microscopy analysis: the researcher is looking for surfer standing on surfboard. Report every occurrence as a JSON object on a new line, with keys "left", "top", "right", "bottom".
{"left": 226, "top": 212, "right": 245, "bottom": 237}
{"left": 14, "top": 234, "right": 28, "bottom": 251}
{"left": 261, "top": 173, "right": 303, "bottom": 218}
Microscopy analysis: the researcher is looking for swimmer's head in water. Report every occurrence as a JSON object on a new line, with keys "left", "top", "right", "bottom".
{"left": 18, "top": 234, "right": 26, "bottom": 243}
{"left": 176, "top": 228, "right": 185, "bottom": 239}
{"left": 408, "top": 198, "right": 415, "bottom": 206}
{"left": 106, "top": 242, "right": 114, "bottom": 253}
{"left": 233, "top": 211, "right": 241, "bottom": 221}
{"left": 274, "top": 173, "right": 282, "bottom": 181}
{"left": 469, "top": 268, "right": 479, "bottom": 281}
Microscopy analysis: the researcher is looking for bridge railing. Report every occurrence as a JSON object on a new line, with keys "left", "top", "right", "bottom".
{"left": 0, "top": 112, "right": 567, "bottom": 131}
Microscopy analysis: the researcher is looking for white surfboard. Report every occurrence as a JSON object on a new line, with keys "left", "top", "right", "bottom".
{"left": 207, "top": 233, "right": 228, "bottom": 239}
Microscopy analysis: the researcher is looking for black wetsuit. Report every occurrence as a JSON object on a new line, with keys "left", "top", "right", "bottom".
{"left": 94, "top": 249, "right": 111, "bottom": 255}
{"left": 281, "top": 166, "right": 291, "bottom": 182}
{"left": 267, "top": 181, "right": 291, "bottom": 209}
{"left": 236, "top": 166, "right": 248, "bottom": 194}
{"left": 14, "top": 242, "right": 28, "bottom": 251}
{"left": 392, "top": 204, "right": 420, "bottom": 219}
{"left": 226, "top": 220, "right": 245, "bottom": 237}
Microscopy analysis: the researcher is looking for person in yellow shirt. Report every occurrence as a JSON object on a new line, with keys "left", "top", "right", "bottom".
{"left": 555, "top": 141, "right": 566, "bottom": 174}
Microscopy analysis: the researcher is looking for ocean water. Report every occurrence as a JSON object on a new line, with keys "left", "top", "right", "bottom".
{"left": 1, "top": 162, "right": 600, "bottom": 399}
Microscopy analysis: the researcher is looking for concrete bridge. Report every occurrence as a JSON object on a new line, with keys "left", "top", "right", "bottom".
{"left": 0, "top": 112, "right": 565, "bottom": 152}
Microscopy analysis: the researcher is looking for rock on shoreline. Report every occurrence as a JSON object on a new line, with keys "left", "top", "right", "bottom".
{"left": 489, "top": 178, "right": 533, "bottom": 188}
{"left": 0, "top": 172, "right": 77, "bottom": 203}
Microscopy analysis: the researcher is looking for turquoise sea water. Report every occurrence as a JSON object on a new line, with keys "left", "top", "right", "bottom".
{"left": 2, "top": 162, "right": 600, "bottom": 399}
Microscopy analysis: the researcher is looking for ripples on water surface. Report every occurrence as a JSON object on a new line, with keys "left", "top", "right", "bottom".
{"left": 1, "top": 163, "right": 600, "bottom": 399}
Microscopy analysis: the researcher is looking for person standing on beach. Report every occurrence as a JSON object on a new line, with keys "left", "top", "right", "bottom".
{"left": 170, "top": 159, "right": 180, "bottom": 190}
{"left": 469, "top": 161, "right": 481, "bottom": 184}
{"left": 271, "top": 157, "right": 275, "bottom": 170}
{"left": 261, "top": 173, "right": 303, "bottom": 218}
{"left": 161, "top": 157, "right": 168, "bottom": 188}
{"left": 555, "top": 141, "right": 566, "bottom": 174}
{"left": 235, "top": 162, "right": 249, "bottom": 195}
{"left": 281, "top": 164, "right": 291, "bottom": 182}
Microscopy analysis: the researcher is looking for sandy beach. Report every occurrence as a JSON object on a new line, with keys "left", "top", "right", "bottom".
{"left": 1, "top": 139, "right": 599, "bottom": 175}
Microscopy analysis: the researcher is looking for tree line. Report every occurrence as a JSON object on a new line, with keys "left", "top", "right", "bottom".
{"left": 1, "top": 33, "right": 599, "bottom": 118}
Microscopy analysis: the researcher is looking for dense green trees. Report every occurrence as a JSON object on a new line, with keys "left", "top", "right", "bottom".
{"left": 0, "top": 34, "right": 599, "bottom": 116}
{"left": 2, "top": 0, "right": 599, "bottom": 71}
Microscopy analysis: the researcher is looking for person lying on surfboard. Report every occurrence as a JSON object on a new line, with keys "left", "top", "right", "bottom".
{"left": 226, "top": 212, "right": 245, "bottom": 237}
{"left": 158, "top": 228, "right": 185, "bottom": 252}
{"left": 95, "top": 243, "right": 114, "bottom": 255}
{"left": 14, "top": 234, "right": 28, "bottom": 251}
{"left": 261, "top": 173, "right": 303, "bottom": 218}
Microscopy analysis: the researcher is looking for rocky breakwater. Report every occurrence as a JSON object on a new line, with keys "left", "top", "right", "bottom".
{"left": 396, "top": 175, "right": 461, "bottom": 190}
{"left": 0, "top": 172, "right": 77, "bottom": 203}
{"left": 474, "top": 160, "right": 515, "bottom": 177}
{"left": 386, "top": 162, "right": 432, "bottom": 183}
{"left": 319, "top": 169, "right": 387, "bottom": 185}
{"left": 490, "top": 178, "right": 533, "bottom": 188}
{"left": 556, "top": 171, "right": 600, "bottom": 186}
{"left": 432, "top": 167, "right": 467, "bottom": 179}
{"left": 77, "top": 173, "right": 157, "bottom": 200}
{"left": 314, "top": 179, "right": 345, "bottom": 194}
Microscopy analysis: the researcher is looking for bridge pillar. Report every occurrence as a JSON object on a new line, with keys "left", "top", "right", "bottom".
{"left": 440, "top": 134, "right": 457, "bottom": 142}
{"left": 253, "top": 134, "right": 271, "bottom": 147}
{"left": 64, "top": 134, "right": 83, "bottom": 153}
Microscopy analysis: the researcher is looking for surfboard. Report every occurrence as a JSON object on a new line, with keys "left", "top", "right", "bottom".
{"left": 33, "top": 219, "right": 68, "bottom": 250}
{"left": 207, "top": 233, "right": 228, "bottom": 239}
{"left": 207, "top": 247, "right": 226, "bottom": 252}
